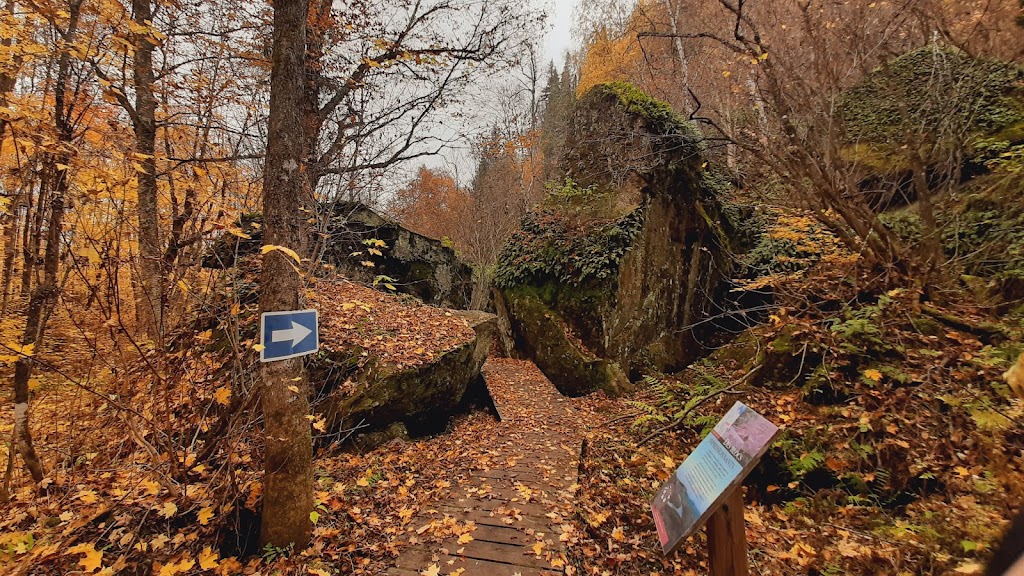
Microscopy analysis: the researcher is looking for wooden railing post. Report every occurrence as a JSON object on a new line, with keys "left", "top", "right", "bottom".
{"left": 707, "top": 489, "right": 749, "bottom": 576}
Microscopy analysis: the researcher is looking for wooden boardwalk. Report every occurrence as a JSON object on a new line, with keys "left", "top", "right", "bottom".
{"left": 389, "top": 359, "right": 582, "bottom": 576}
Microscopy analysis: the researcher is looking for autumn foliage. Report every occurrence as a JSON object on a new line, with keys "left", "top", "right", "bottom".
{"left": 389, "top": 166, "right": 473, "bottom": 251}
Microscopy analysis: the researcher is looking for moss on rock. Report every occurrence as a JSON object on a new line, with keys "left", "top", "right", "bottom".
{"left": 842, "top": 47, "right": 1024, "bottom": 147}
{"left": 502, "top": 286, "right": 629, "bottom": 396}
{"left": 591, "top": 81, "right": 702, "bottom": 139}
{"left": 496, "top": 82, "right": 741, "bottom": 385}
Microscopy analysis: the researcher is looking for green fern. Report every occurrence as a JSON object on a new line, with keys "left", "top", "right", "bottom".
{"left": 631, "top": 369, "right": 733, "bottom": 435}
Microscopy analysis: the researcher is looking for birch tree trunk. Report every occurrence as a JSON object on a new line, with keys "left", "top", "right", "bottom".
{"left": 661, "top": 0, "right": 691, "bottom": 108}
{"left": 0, "top": 1, "right": 21, "bottom": 314}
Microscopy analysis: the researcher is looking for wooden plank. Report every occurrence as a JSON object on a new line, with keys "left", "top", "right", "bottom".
{"left": 452, "top": 486, "right": 558, "bottom": 505}
{"left": 707, "top": 489, "right": 749, "bottom": 576}
{"left": 433, "top": 505, "right": 550, "bottom": 531}
{"left": 393, "top": 360, "right": 581, "bottom": 576}
{"left": 462, "top": 523, "right": 537, "bottom": 546}
{"left": 465, "top": 474, "right": 564, "bottom": 491}
{"left": 437, "top": 498, "right": 554, "bottom": 516}
{"left": 472, "top": 469, "right": 546, "bottom": 482}
{"left": 394, "top": 546, "right": 561, "bottom": 575}
{"left": 454, "top": 539, "right": 555, "bottom": 569}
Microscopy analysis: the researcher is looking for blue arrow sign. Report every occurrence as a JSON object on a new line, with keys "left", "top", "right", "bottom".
{"left": 260, "top": 309, "right": 319, "bottom": 362}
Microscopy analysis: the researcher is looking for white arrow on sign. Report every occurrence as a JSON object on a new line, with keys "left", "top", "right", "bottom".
{"left": 271, "top": 321, "right": 313, "bottom": 347}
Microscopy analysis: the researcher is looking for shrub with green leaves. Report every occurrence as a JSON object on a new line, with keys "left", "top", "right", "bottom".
{"left": 942, "top": 179, "right": 1024, "bottom": 282}
{"left": 879, "top": 211, "right": 923, "bottom": 246}
{"left": 827, "top": 295, "right": 894, "bottom": 356}
{"left": 493, "top": 207, "right": 644, "bottom": 289}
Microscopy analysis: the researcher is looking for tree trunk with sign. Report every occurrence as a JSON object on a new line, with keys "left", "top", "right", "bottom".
{"left": 258, "top": 0, "right": 314, "bottom": 549}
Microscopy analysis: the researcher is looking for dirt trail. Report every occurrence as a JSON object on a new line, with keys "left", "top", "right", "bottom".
{"left": 389, "top": 359, "right": 583, "bottom": 576}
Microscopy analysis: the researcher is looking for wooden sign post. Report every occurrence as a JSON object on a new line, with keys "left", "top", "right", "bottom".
{"left": 706, "top": 489, "right": 749, "bottom": 576}
{"left": 650, "top": 401, "right": 778, "bottom": 574}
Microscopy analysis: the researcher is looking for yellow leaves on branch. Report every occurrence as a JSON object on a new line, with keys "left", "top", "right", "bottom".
{"left": 261, "top": 244, "right": 302, "bottom": 267}
{"left": 5, "top": 341, "right": 35, "bottom": 357}
{"left": 312, "top": 416, "right": 328, "bottom": 433}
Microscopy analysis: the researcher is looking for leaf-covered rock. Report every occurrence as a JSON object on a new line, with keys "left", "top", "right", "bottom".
{"left": 308, "top": 281, "right": 496, "bottom": 444}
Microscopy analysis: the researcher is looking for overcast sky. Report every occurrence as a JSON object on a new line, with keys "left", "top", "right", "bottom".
{"left": 397, "top": 0, "right": 584, "bottom": 187}
{"left": 541, "top": 0, "right": 579, "bottom": 66}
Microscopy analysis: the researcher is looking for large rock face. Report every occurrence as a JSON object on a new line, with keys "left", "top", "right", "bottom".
{"left": 495, "top": 83, "right": 738, "bottom": 395}
{"left": 204, "top": 201, "right": 473, "bottom": 309}
{"left": 305, "top": 281, "right": 496, "bottom": 445}
{"left": 189, "top": 275, "right": 491, "bottom": 449}
{"left": 314, "top": 311, "right": 496, "bottom": 443}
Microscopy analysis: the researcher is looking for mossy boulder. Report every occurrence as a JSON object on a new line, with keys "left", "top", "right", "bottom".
{"left": 840, "top": 48, "right": 1024, "bottom": 206}
{"left": 842, "top": 48, "right": 1024, "bottom": 156}
{"left": 314, "top": 310, "right": 497, "bottom": 439}
{"left": 882, "top": 173, "right": 1024, "bottom": 310}
{"left": 753, "top": 325, "right": 823, "bottom": 388}
{"left": 204, "top": 201, "right": 473, "bottom": 309}
{"left": 706, "top": 331, "right": 761, "bottom": 370}
{"left": 501, "top": 286, "right": 629, "bottom": 396}
{"left": 496, "top": 83, "right": 739, "bottom": 390}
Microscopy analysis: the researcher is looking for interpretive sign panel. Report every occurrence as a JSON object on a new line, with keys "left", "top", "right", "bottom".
{"left": 651, "top": 401, "right": 779, "bottom": 555}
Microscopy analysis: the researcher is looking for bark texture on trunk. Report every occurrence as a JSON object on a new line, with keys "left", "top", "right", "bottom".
{"left": 258, "top": 0, "right": 314, "bottom": 550}
{"left": 10, "top": 0, "right": 83, "bottom": 486}
{"left": 0, "top": 0, "right": 21, "bottom": 314}
{"left": 132, "top": 0, "right": 164, "bottom": 343}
